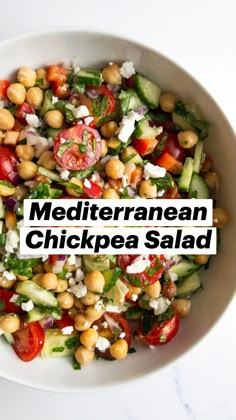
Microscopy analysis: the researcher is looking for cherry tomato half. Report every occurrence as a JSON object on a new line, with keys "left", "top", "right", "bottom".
{"left": 86, "top": 85, "right": 115, "bottom": 126}
{"left": 137, "top": 312, "right": 179, "bottom": 346}
{"left": 12, "top": 321, "right": 45, "bottom": 362}
{"left": 0, "top": 80, "right": 10, "bottom": 99}
{"left": 158, "top": 131, "right": 187, "bottom": 163}
{"left": 15, "top": 102, "right": 35, "bottom": 122}
{"left": 118, "top": 255, "right": 165, "bottom": 288}
{"left": 0, "top": 290, "right": 23, "bottom": 314}
{"left": 54, "top": 124, "right": 102, "bottom": 170}
{"left": 0, "top": 146, "right": 20, "bottom": 185}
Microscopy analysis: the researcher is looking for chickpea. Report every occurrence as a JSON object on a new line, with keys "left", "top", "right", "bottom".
{"left": 40, "top": 272, "right": 58, "bottom": 290}
{"left": 15, "top": 144, "right": 35, "bottom": 161}
{"left": 17, "top": 161, "right": 38, "bottom": 180}
{"left": 110, "top": 339, "right": 128, "bottom": 360}
{"left": 0, "top": 108, "right": 15, "bottom": 131}
{"left": 169, "top": 161, "right": 183, "bottom": 175}
{"left": 85, "top": 305, "right": 105, "bottom": 322}
{"left": 100, "top": 121, "right": 118, "bottom": 139}
{"left": 101, "top": 139, "right": 108, "bottom": 157}
{"left": 65, "top": 177, "right": 83, "bottom": 197}
{"left": 105, "top": 159, "right": 125, "bottom": 179}
{"left": 73, "top": 298, "right": 85, "bottom": 311}
{"left": 80, "top": 328, "right": 99, "bottom": 349}
{"left": 194, "top": 254, "right": 209, "bottom": 265}
{"left": 213, "top": 208, "right": 229, "bottom": 228}
{"left": 171, "top": 299, "right": 191, "bottom": 317}
{"left": 68, "top": 307, "right": 79, "bottom": 319}
{"left": 31, "top": 273, "right": 44, "bottom": 285}
{"left": 84, "top": 271, "right": 105, "bottom": 293}
{"left": 57, "top": 292, "right": 74, "bottom": 309}
{"left": 32, "top": 263, "right": 44, "bottom": 274}
{"left": 145, "top": 281, "right": 161, "bottom": 299}
{"left": 177, "top": 130, "right": 198, "bottom": 149}
{"left": 37, "top": 151, "right": 57, "bottom": 170}
{"left": 12, "top": 184, "right": 28, "bottom": 201}
{"left": 74, "top": 345, "right": 94, "bottom": 365}
{"left": 159, "top": 93, "right": 176, "bottom": 113}
{"left": 16, "top": 275, "right": 28, "bottom": 282}
{"left": 102, "top": 188, "right": 120, "bottom": 199}
{"left": 139, "top": 180, "right": 157, "bottom": 198}
{"left": 26, "top": 87, "right": 43, "bottom": 108}
{"left": 0, "top": 314, "right": 20, "bottom": 333}
{"left": 7, "top": 83, "right": 26, "bottom": 105}
{"left": 36, "top": 68, "right": 50, "bottom": 89}
{"left": 17, "top": 66, "right": 37, "bottom": 87}
{"left": 0, "top": 276, "right": 16, "bottom": 289}
{"left": 80, "top": 290, "right": 100, "bottom": 306}
{"left": 204, "top": 171, "right": 220, "bottom": 193}
{"left": 74, "top": 314, "right": 91, "bottom": 331}
{"left": 161, "top": 281, "right": 177, "bottom": 300}
{"left": 53, "top": 279, "right": 68, "bottom": 293}
{"left": 43, "top": 261, "right": 53, "bottom": 272}
{"left": 102, "top": 63, "right": 122, "bottom": 85}
{"left": 44, "top": 110, "right": 64, "bottom": 128}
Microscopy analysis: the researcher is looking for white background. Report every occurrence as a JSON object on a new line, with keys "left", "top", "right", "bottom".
{"left": 0, "top": 1, "right": 236, "bottom": 419}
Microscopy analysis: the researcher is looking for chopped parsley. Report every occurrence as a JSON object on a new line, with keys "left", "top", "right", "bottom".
{"left": 159, "top": 334, "right": 167, "bottom": 343}
{"left": 79, "top": 129, "right": 89, "bottom": 153}
{"left": 27, "top": 183, "right": 62, "bottom": 199}
{"left": 35, "top": 78, "right": 44, "bottom": 88}
{"left": 72, "top": 355, "right": 81, "bottom": 370}
{"left": 128, "top": 347, "right": 136, "bottom": 354}
{"left": 65, "top": 335, "right": 79, "bottom": 349}
{"left": 4, "top": 255, "right": 41, "bottom": 279}
{"left": 52, "top": 346, "right": 65, "bottom": 353}
{"left": 150, "top": 173, "right": 173, "bottom": 190}
{"left": 64, "top": 108, "right": 75, "bottom": 122}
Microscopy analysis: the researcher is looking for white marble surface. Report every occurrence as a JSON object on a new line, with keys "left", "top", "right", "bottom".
{"left": 0, "top": 0, "right": 236, "bottom": 419}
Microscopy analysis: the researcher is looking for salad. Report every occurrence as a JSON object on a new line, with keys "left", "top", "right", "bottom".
{"left": 0, "top": 60, "right": 228, "bottom": 368}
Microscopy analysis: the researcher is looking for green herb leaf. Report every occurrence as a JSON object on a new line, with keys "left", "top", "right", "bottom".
{"left": 35, "top": 78, "right": 44, "bottom": 88}
{"left": 159, "top": 334, "right": 167, "bottom": 342}
{"left": 59, "top": 181, "right": 83, "bottom": 194}
{"left": 67, "top": 72, "right": 74, "bottom": 84}
{"left": 5, "top": 104, "right": 17, "bottom": 116}
{"left": 0, "top": 299, "right": 5, "bottom": 311}
{"left": 150, "top": 173, "right": 173, "bottom": 191}
{"left": 27, "top": 183, "right": 62, "bottom": 199}
{"left": 128, "top": 347, "right": 136, "bottom": 354}
{"left": 65, "top": 108, "right": 75, "bottom": 123}
{"left": 72, "top": 355, "right": 81, "bottom": 370}
{"left": 72, "top": 166, "right": 95, "bottom": 180}
{"left": 4, "top": 254, "right": 41, "bottom": 279}
{"left": 121, "top": 187, "right": 130, "bottom": 199}
{"left": 105, "top": 255, "right": 117, "bottom": 264}
{"left": 57, "top": 268, "right": 68, "bottom": 280}
{"left": 52, "top": 346, "right": 65, "bottom": 353}
{"left": 57, "top": 140, "right": 75, "bottom": 158}
{"left": 15, "top": 295, "right": 29, "bottom": 306}
{"left": 73, "top": 84, "right": 85, "bottom": 94}
{"left": 65, "top": 335, "right": 79, "bottom": 349}
{"left": 0, "top": 233, "right": 6, "bottom": 246}
{"left": 0, "top": 180, "right": 14, "bottom": 188}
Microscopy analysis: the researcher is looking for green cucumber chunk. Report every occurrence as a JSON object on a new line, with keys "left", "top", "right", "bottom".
{"left": 188, "top": 173, "right": 209, "bottom": 199}
{"left": 16, "top": 280, "right": 58, "bottom": 308}
{"left": 83, "top": 255, "right": 110, "bottom": 272}
{"left": 178, "top": 157, "right": 194, "bottom": 192}
{"left": 102, "top": 268, "right": 122, "bottom": 293}
{"left": 133, "top": 74, "right": 161, "bottom": 109}
{"left": 176, "top": 272, "right": 202, "bottom": 298}
{"left": 168, "top": 260, "right": 200, "bottom": 280}
{"left": 3, "top": 332, "right": 14, "bottom": 345}
{"left": 41, "top": 329, "right": 78, "bottom": 358}
{"left": 193, "top": 140, "right": 204, "bottom": 173}
{"left": 38, "top": 166, "right": 61, "bottom": 182}
{"left": 76, "top": 70, "right": 102, "bottom": 86}
{"left": 46, "top": 127, "right": 64, "bottom": 139}
{"left": 135, "top": 117, "right": 161, "bottom": 138}
{"left": 119, "top": 89, "right": 145, "bottom": 115}
{"left": 172, "top": 101, "right": 209, "bottom": 139}
{"left": 39, "top": 90, "right": 54, "bottom": 117}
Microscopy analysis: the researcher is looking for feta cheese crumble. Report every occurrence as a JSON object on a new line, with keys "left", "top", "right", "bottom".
{"left": 130, "top": 294, "right": 139, "bottom": 302}
{"left": 60, "top": 169, "right": 70, "bottom": 181}
{"left": 149, "top": 296, "right": 171, "bottom": 315}
{"left": 119, "top": 332, "right": 126, "bottom": 339}
{"left": 21, "top": 300, "right": 34, "bottom": 312}
{"left": 52, "top": 96, "right": 59, "bottom": 104}
{"left": 73, "top": 105, "right": 90, "bottom": 119}
{"left": 25, "top": 114, "right": 41, "bottom": 128}
{"left": 83, "top": 178, "right": 91, "bottom": 189}
{"left": 5, "top": 230, "right": 19, "bottom": 253}
{"left": 95, "top": 336, "right": 111, "bottom": 352}
{"left": 126, "top": 255, "right": 150, "bottom": 274}
{"left": 92, "top": 325, "right": 98, "bottom": 331}
{"left": 67, "top": 255, "right": 76, "bottom": 265}
{"left": 95, "top": 299, "right": 104, "bottom": 311}
{"left": 120, "top": 61, "right": 136, "bottom": 79}
{"left": 168, "top": 271, "right": 178, "bottom": 282}
{"left": 9, "top": 294, "right": 19, "bottom": 303}
{"left": 2, "top": 271, "right": 16, "bottom": 281}
{"left": 69, "top": 283, "right": 87, "bottom": 298}
{"left": 144, "top": 162, "right": 166, "bottom": 179}
{"left": 117, "top": 111, "right": 143, "bottom": 143}
{"left": 104, "top": 304, "right": 127, "bottom": 313}
{"left": 84, "top": 116, "right": 94, "bottom": 125}
{"left": 61, "top": 326, "right": 74, "bottom": 335}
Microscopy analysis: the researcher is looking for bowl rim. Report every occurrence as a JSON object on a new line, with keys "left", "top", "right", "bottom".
{"left": 0, "top": 27, "right": 235, "bottom": 393}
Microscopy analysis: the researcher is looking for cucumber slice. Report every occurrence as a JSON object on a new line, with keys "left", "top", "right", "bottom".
{"left": 133, "top": 74, "right": 161, "bottom": 109}
{"left": 102, "top": 268, "right": 122, "bottom": 293}
{"left": 76, "top": 70, "right": 102, "bottom": 86}
{"left": 26, "top": 307, "right": 45, "bottom": 323}
{"left": 135, "top": 117, "right": 161, "bottom": 138}
{"left": 38, "top": 166, "right": 61, "bottom": 182}
{"left": 41, "top": 329, "right": 78, "bottom": 358}
{"left": 3, "top": 332, "right": 14, "bottom": 345}
{"left": 172, "top": 101, "right": 209, "bottom": 139}
{"left": 193, "top": 140, "right": 204, "bottom": 173}
{"left": 168, "top": 260, "right": 200, "bottom": 280}
{"left": 39, "top": 90, "right": 54, "bottom": 117}
{"left": 47, "top": 127, "right": 64, "bottom": 139}
{"left": 16, "top": 281, "right": 58, "bottom": 308}
{"left": 119, "top": 89, "right": 144, "bottom": 115}
{"left": 189, "top": 173, "right": 209, "bottom": 199}
{"left": 178, "top": 157, "right": 194, "bottom": 193}
{"left": 104, "top": 279, "right": 129, "bottom": 305}
{"left": 0, "top": 196, "right": 5, "bottom": 219}
{"left": 176, "top": 272, "right": 202, "bottom": 298}
{"left": 83, "top": 255, "right": 110, "bottom": 272}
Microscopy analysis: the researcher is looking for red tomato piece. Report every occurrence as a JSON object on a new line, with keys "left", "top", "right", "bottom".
{"left": 52, "top": 82, "right": 70, "bottom": 99}
{"left": 55, "top": 313, "right": 75, "bottom": 331}
{"left": 118, "top": 255, "right": 165, "bottom": 288}
{"left": 156, "top": 152, "right": 179, "bottom": 171}
{"left": 132, "top": 137, "right": 158, "bottom": 157}
{"left": 83, "top": 179, "right": 102, "bottom": 198}
{"left": 47, "top": 65, "right": 68, "bottom": 84}
{"left": 159, "top": 131, "right": 187, "bottom": 162}
{"left": 12, "top": 321, "right": 45, "bottom": 362}
{"left": 137, "top": 313, "right": 179, "bottom": 346}
{"left": 15, "top": 103, "right": 35, "bottom": 122}
{"left": 48, "top": 255, "right": 58, "bottom": 266}
{"left": 0, "top": 146, "right": 20, "bottom": 185}
{"left": 54, "top": 124, "right": 102, "bottom": 170}
{"left": 86, "top": 85, "right": 115, "bottom": 126}
{"left": 0, "top": 290, "right": 23, "bottom": 314}
{"left": 0, "top": 80, "right": 10, "bottom": 99}
{"left": 129, "top": 166, "right": 143, "bottom": 187}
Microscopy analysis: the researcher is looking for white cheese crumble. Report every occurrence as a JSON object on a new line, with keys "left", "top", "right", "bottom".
{"left": 126, "top": 255, "right": 150, "bottom": 274}
{"left": 60, "top": 169, "right": 70, "bottom": 181}
{"left": 68, "top": 277, "right": 76, "bottom": 287}
{"left": 102, "top": 321, "right": 109, "bottom": 329}
{"left": 168, "top": 271, "right": 178, "bottom": 282}
{"left": 5, "top": 230, "right": 19, "bottom": 253}
{"left": 130, "top": 294, "right": 139, "bottom": 302}
{"left": 92, "top": 325, "right": 98, "bottom": 331}
{"left": 34, "top": 136, "right": 50, "bottom": 158}
{"left": 120, "top": 61, "right": 136, "bottom": 79}
{"left": 144, "top": 163, "right": 166, "bottom": 179}
{"left": 94, "top": 300, "right": 104, "bottom": 311}
{"left": 83, "top": 178, "right": 92, "bottom": 189}
{"left": 52, "top": 96, "right": 59, "bottom": 104}
{"left": 73, "top": 105, "right": 90, "bottom": 119}
{"left": 25, "top": 114, "right": 41, "bottom": 128}
{"left": 149, "top": 296, "right": 171, "bottom": 315}
{"left": 121, "top": 175, "right": 128, "bottom": 188}
{"left": 69, "top": 283, "right": 87, "bottom": 298}
{"left": 119, "top": 332, "right": 126, "bottom": 339}
{"left": 65, "top": 103, "right": 74, "bottom": 111}
{"left": 117, "top": 111, "right": 143, "bottom": 143}
{"left": 104, "top": 304, "right": 127, "bottom": 313}
{"left": 61, "top": 326, "right": 74, "bottom": 335}
{"left": 84, "top": 116, "right": 94, "bottom": 125}
{"left": 21, "top": 300, "right": 34, "bottom": 312}
{"left": 95, "top": 336, "right": 111, "bottom": 352}
{"left": 9, "top": 293, "right": 19, "bottom": 303}
{"left": 157, "top": 189, "right": 166, "bottom": 197}
{"left": 67, "top": 255, "right": 76, "bottom": 265}
{"left": 2, "top": 271, "right": 16, "bottom": 281}
{"left": 75, "top": 268, "right": 85, "bottom": 282}
{"left": 66, "top": 272, "right": 73, "bottom": 279}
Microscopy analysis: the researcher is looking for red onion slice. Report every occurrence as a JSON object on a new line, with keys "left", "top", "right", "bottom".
{"left": 104, "top": 313, "right": 122, "bottom": 332}
{"left": 5, "top": 197, "right": 19, "bottom": 212}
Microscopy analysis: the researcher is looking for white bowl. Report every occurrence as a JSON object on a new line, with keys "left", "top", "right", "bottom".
{"left": 0, "top": 29, "right": 235, "bottom": 393}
